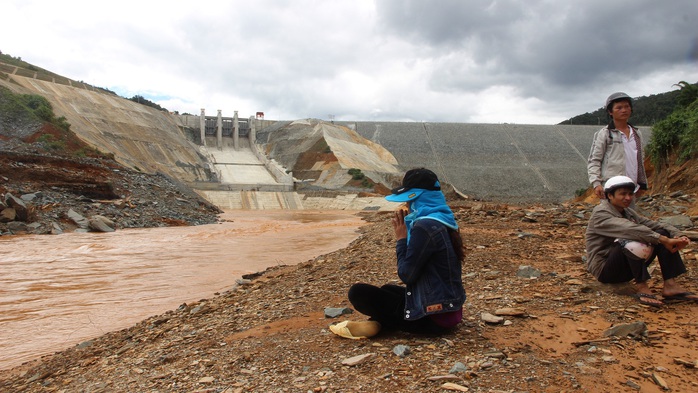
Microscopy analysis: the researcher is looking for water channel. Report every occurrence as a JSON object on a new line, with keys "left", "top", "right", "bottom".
{"left": 0, "top": 210, "right": 365, "bottom": 370}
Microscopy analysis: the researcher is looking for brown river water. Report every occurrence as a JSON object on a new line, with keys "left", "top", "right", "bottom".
{"left": 0, "top": 210, "right": 365, "bottom": 370}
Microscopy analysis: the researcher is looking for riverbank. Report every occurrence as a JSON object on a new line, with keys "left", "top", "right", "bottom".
{"left": 2, "top": 196, "right": 697, "bottom": 392}
{"left": 0, "top": 151, "right": 221, "bottom": 236}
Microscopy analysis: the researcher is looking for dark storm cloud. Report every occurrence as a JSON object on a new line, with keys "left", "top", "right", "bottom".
{"left": 5, "top": 0, "right": 696, "bottom": 123}
{"left": 376, "top": 0, "right": 698, "bottom": 97}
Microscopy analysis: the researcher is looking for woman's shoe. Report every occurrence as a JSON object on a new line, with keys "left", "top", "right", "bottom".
{"left": 329, "top": 320, "right": 381, "bottom": 339}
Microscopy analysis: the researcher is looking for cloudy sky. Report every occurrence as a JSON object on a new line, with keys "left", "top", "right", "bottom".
{"left": 2, "top": 0, "right": 697, "bottom": 124}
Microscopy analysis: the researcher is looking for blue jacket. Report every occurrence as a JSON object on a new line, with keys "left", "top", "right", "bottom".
{"left": 396, "top": 218, "right": 466, "bottom": 321}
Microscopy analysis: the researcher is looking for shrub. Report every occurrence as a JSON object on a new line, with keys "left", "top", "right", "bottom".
{"left": 647, "top": 99, "right": 698, "bottom": 168}
{"left": 37, "top": 134, "right": 65, "bottom": 150}
{"left": 54, "top": 116, "right": 70, "bottom": 132}
{"left": 348, "top": 168, "right": 365, "bottom": 180}
{"left": 575, "top": 187, "right": 588, "bottom": 197}
{"left": 37, "top": 134, "right": 53, "bottom": 143}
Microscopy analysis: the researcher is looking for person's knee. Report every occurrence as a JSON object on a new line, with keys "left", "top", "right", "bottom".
{"left": 348, "top": 283, "right": 372, "bottom": 302}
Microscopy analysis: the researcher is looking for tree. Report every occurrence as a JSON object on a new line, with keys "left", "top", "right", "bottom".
{"left": 646, "top": 82, "right": 698, "bottom": 169}
{"left": 673, "top": 81, "right": 698, "bottom": 108}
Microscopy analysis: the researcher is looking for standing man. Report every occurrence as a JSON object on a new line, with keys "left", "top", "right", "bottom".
{"left": 587, "top": 92, "right": 648, "bottom": 200}
{"left": 586, "top": 176, "right": 695, "bottom": 307}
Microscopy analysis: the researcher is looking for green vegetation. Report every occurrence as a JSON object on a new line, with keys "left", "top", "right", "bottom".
{"left": 129, "top": 95, "right": 169, "bottom": 112}
{"left": 0, "top": 85, "right": 107, "bottom": 158}
{"left": 1, "top": 51, "right": 117, "bottom": 96}
{"left": 0, "top": 52, "right": 32, "bottom": 68}
{"left": 646, "top": 82, "right": 698, "bottom": 169}
{"left": 574, "top": 187, "right": 588, "bottom": 197}
{"left": 0, "top": 86, "right": 71, "bottom": 132}
{"left": 0, "top": 85, "right": 68, "bottom": 132}
{"left": 559, "top": 84, "right": 697, "bottom": 126}
{"left": 37, "top": 133, "right": 66, "bottom": 150}
{"left": 348, "top": 168, "right": 374, "bottom": 188}
{"left": 348, "top": 168, "right": 365, "bottom": 180}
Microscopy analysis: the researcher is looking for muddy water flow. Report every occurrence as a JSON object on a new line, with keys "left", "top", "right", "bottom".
{"left": 0, "top": 210, "right": 365, "bottom": 370}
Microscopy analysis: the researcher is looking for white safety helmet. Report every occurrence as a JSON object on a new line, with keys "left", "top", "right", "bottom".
{"left": 603, "top": 175, "right": 639, "bottom": 194}
{"left": 616, "top": 239, "right": 654, "bottom": 261}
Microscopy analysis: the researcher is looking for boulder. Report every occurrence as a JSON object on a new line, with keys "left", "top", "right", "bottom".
{"left": 517, "top": 265, "right": 542, "bottom": 278}
{"left": 20, "top": 193, "right": 39, "bottom": 202}
{"left": 1, "top": 208, "right": 16, "bottom": 223}
{"left": 324, "top": 307, "right": 353, "bottom": 318}
{"left": 89, "top": 215, "right": 116, "bottom": 232}
{"left": 658, "top": 215, "right": 694, "bottom": 230}
{"left": 50, "top": 222, "right": 64, "bottom": 235}
{"left": 67, "top": 209, "right": 89, "bottom": 229}
{"left": 6, "top": 221, "right": 28, "bottom": 233}
{"left": 5, "top": 193, "right": 29, "bottom": 221}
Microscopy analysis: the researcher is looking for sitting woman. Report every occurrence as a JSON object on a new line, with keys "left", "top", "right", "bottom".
{"left": 330, "top": 168, "right": 466, "bottom": 339}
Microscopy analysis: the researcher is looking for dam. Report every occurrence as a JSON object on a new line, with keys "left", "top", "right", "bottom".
{"left": 0, "top": 62, "right": 641, "bottom": 208}
{"left": 180, "top": 110, "right": 612, "bottom": 204}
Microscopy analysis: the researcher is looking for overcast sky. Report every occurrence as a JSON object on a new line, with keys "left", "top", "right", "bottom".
{"left": 2, "top": 0, "right": 697, "bottom": 124}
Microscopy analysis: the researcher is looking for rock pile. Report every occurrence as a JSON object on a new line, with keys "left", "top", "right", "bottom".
{"left": 0, "top": 152, "right": 221, "bottom": 236}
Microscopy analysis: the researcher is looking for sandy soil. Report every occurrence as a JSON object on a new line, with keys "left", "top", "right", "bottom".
{"left": 1, "top": 196, "right": 696, "bottom": 393}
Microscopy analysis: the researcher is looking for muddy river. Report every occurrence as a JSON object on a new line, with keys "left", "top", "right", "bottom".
{"left": 0, "top": 210, "right": 365, "bottom": 370}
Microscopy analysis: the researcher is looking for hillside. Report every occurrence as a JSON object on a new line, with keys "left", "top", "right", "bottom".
{"left": 0, "top": 54, "right": 213, "bottom": 185}
{"left": 0, "top": 85, "right": 221, "bottom": 235}
{"left": 559, "top": 84, "right": 697, "bottom": 126}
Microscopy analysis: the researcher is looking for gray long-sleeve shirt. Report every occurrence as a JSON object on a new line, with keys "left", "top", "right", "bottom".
{"left": 585, "top": 200, "right": 680, "bottom": 278}
{"left": 587, "top": 126, "right": 648, "bottom": 189}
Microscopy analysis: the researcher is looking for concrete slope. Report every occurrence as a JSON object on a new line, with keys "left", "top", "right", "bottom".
{"left": 0, "top": 74, "right": 211, "bottom": 183}
{"left": 195, "top": 190, "right": 304, "bottom": 210}
{"left": 203, "top": 145, "right": 278, "bottom": 186}
{"left": 347, "top": 121, "right": 648, "bottom": 202}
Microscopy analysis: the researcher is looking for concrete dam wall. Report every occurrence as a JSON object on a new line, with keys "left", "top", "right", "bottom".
{"left": 345, "top": 122, "right": 623, "bottom": 202}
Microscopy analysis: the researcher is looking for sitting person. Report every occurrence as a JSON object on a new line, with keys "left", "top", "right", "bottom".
{"left": 585, "top": 175, "right": 695, "bottom": 307}
{"left": 330, "top": 168, "right": 466, "bottom": 339}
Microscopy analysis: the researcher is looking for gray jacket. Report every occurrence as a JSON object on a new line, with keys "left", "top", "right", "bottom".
{"left": 587, "top": 124, "right": 648, "bottom": 190}
{"left": 585, "top": 200, "right": 680, "bottom": 279}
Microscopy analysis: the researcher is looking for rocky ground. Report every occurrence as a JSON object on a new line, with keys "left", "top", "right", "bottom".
{"left": 0, "top": 150, "right": 221, "bottom": 236}
{"left": 1, "top": 190, "right": 697, "bottom": 392}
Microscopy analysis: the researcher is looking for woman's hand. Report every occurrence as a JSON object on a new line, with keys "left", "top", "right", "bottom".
{"left": 392, "top": 208, "right": 408, "bottom": 240}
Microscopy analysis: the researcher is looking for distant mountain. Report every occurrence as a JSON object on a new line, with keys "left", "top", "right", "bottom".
{"left": 559, "top": 83, "right": 697, "bottom": 126}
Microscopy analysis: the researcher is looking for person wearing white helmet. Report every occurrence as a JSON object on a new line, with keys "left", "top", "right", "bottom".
{"left": 585, "top": 176, "right": 695, "bottom": 306}
{"left": 587, "top": 92, "right": 648, "bottom": 202}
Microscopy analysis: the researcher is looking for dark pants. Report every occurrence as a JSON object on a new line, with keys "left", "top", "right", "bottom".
{"left": 347, "top": 283, "right": 447, "bottom": 335}
{"left": 598, "top": 229, "right": 687, "bottom": 284}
